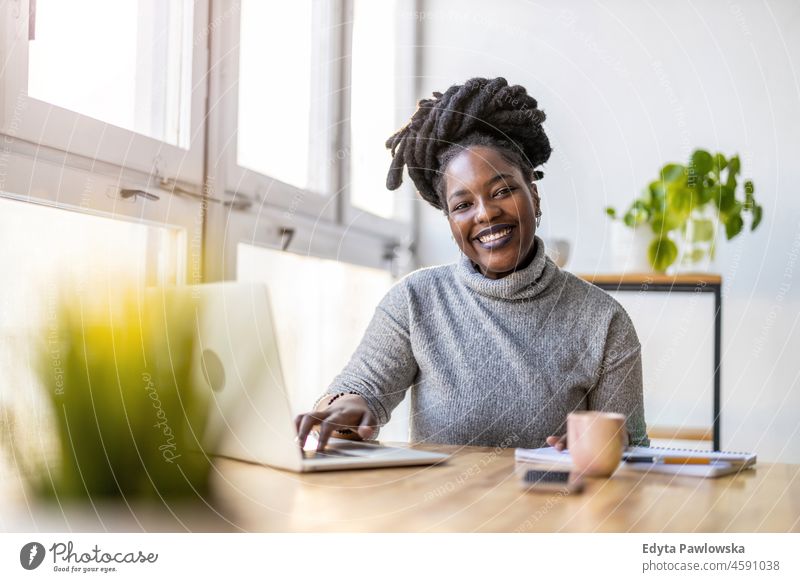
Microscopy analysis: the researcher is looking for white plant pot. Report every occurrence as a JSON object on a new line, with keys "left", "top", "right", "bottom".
{"left": 672, "top": 209, "right": 720, "bottom": 274}
{"left": 543, "top": 237, "right": 571, "bottom": 268}
{"left": 610, "top": 222, "right": 653, "bottom": 273}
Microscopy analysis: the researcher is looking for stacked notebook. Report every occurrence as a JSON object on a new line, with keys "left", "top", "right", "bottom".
{"left": 514, "top": 446, "right": 757, "bottom": 478}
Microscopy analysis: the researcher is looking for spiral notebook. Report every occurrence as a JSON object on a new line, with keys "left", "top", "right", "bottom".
{"left": 514, "top": 446, "right": 756, "bottom": 478}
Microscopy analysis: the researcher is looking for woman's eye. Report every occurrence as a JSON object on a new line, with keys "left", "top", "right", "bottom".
{"left": 494, "top": 187, "right": 515, "bottom": 197}
{"left": 453, "top": 202, "right": 469, "bottom": 211}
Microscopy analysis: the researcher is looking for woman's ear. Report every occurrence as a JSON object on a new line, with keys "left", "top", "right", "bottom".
{"left": 531, "top": 182, "right": 541, "bottom": 213}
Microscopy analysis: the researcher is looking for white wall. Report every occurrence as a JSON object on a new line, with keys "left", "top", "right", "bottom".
{"left": 413, "top": 0, "right": 800, "bottom": 462}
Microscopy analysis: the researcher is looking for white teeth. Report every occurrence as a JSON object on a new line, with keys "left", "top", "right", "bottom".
{"left": 478, "top": 227, "right": 511, "bottom": 243}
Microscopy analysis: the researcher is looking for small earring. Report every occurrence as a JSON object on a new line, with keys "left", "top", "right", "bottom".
{"left": 535, "top": 209, "right": 542, "bottom": 228}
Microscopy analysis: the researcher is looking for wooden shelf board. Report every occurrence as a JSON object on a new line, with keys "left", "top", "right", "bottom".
{"left": 577, "top": 272, "right": 722, "bottom": 286}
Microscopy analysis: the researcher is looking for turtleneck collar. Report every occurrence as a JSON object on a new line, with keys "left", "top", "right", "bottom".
{"left": 455, "top": 236, "right": 559, "bottom": 301}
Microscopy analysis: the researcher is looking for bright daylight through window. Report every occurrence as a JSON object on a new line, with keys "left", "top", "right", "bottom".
{"left": 27, "top": 0, "right": 193, "bottom": 148}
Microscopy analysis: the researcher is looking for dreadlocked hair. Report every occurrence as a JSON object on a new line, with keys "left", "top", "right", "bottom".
{"left": 385, "top": 77, "right": 552, "bottom": 212}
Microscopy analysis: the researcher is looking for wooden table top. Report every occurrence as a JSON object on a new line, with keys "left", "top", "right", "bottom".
{"left": 4, "top": 444, "right": 798, "bottom": 532}
{"left": 210, "top": 443, "right": 799, "bottom": 533}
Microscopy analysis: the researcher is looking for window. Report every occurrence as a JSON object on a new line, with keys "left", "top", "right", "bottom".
{"left": 1, "top": 0, "right": 207, "bottom": 183}
{"left": 217, "top": 0, "right": 415, "bottom": 237}
{"left": 237, "top": 0, "right": 325, "bottom": 193}
{"left": 349, "top": 0, "right": 402, "bottom": 220}
{"left": 222, "top": 0, "right": 337, "bottom": 219}
{"left": 28, "top": 0, "right": 193, "bottom": 148}
{"left": 0, "top": 195, "right": 183, "bottom": 326}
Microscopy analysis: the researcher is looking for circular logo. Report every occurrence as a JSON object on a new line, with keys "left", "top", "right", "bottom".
{"left": 201, "top": 348, "right": 226, "bottom": 392}
{"left": 20, "top": 542, "right": 45, "bottom": 570}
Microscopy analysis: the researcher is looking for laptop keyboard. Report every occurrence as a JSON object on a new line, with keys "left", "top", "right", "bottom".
{"left": 302, "top": 448, "right": 356, "bottom": 460}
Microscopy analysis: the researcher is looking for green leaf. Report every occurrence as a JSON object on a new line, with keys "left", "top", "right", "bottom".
{"left": 692, "top": 219, "right": 716, "bottom": 242}
{"left": 744, "top": 180, "right": 754, "bottom": 195}
{"left": 650, "top": 214, "right": 674, "bottom": 235}
{"left": 666, "top": 184, "right": 693, "bottom": 216}
{"left": 726, "top": 155, "right": 740, "bottom": 188}
{"left": 648, "top": 237, "right": 678, "bottom": 272}
{"left": 648, "top": 180, "right": 667, "bottom": 202}
{"left": 632, "top": 199, "right": 650, "bottom": 213}
{"left": 705, "top": 182, "right": 723, "bottom": 206}
{"left": 696, "top": 183, "right": 713, "bottom": 205}
{"left": 712, "top": 153, "right": 727, "bottom": 173}
{"left": 605, "top": 206, "right": 617, "bottom": 219}
{"left": 690, "top": 150, "right": 713, "bottom": 176}
{"left": 640, "top": 186, "right": 653, "bottom": 207}
{"left": 727, "top": 155, "right": 740, "bottom": 174}
{"left": 623, "top": 212, "right": 635, "bottom": 227}
{"left": 661, "top": 164, "right": 686, "bottom": 183}
{"left": 751, "top": 204, "right": 764, "bottom": 230}
{"left": 724, "top": 214, "right": 744, "bottom": 240}
{"left": 623, "top": 203, "right": 648, "bottom": 227}
{"left": 717, "top": 184, "right": 736, "bottom": 214}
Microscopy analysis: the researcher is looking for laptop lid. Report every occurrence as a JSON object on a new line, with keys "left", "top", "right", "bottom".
{"left": 190, "top": 282, "right": 303, "bottom": 472}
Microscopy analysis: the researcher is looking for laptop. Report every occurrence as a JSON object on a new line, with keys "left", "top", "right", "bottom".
{"left": 187, "top": 282, "right": 448, "bottom": 472}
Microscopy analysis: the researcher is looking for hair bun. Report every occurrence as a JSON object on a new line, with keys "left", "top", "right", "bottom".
{"left": 385, "top": 77, "right": 551, "bottom": 210}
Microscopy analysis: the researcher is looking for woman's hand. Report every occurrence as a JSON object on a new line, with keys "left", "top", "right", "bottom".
{"left": 294, "top": 394, "right": 377, "bottom": 452}
{"left": 546, "top": 434, "right": 567, "bottom": 451}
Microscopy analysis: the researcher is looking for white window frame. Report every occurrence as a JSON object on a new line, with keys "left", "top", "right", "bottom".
{"left": 215, "top": 0, "right": 339, "bottom": 222}
{"left": 0, "top": 0, "right": 209, "bottom": 186}
{"left": 202, "top": 199, "right": 402, "bottom": 284}
{"left": 0, "top": 138, "right": 203, "bottom": 285}
{"left": 209, "top": 0, "right": 417, "bottom": 275}
{"left": 340, "top": 0, "right": 417, "bottom": 241}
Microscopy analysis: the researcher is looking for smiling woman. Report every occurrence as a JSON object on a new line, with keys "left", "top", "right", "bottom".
{"left": 295, "top": 77, "right": 649, "bottom": 452}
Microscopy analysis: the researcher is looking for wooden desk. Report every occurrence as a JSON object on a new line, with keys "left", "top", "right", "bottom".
{"left": 4, "top": 444, "right": 798, "bottom": 532}
{"left": 211, "top": 444, "right": 798, "bottom": 532}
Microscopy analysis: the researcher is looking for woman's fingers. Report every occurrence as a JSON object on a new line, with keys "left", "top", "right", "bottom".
{"left": 295, "top": 396, "right": 374, "bottom": 450}
{"left": 357, "top": 409, "right": 377, "bottom": 440}
{"left": 316, "top": 411, "right": 356, "bottom": 451}
{"left": 546, "top": 434, "right": 567, "bottom": 451}
{"left": 297, "top": 409, "right": 332, "bottom": 448}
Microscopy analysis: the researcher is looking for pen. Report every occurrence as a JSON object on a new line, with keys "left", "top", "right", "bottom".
{"left": 623, "top": 455, "right": 712, "bottom": 465}
{"left": 662, "top": 457, "right": 711, "bottom": 465}
{"left": 624, "top": 455, "right": 656, "bottom": 463}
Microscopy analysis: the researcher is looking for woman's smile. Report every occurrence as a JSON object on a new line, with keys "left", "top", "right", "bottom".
{"left": 475, "top": 224, "right": 514, "bottom": 249}
{"left": 474, "top": 224, "right": 515, "bottom": 249}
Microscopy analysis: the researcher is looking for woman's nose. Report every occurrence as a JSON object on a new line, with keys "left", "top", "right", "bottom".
{"left": 475, "top": 197, "right": 502, "bottom": 222}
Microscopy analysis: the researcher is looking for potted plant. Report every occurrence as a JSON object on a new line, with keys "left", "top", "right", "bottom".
{"left": 606, "top": 149, "right": 764, "bottom": 272}
{"left": 6, "top": 285, "right": 212, "bottom": 500}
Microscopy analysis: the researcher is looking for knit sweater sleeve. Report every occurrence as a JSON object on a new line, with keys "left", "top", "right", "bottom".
{"left": 588, "top": 307, "right": 650, "bottom": 447}
{"left": 315, "top": 281, "right": 418, "bottom": 426}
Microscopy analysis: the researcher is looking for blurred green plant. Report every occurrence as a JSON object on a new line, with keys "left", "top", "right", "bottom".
{"left": 22, "top": 287, "right": 210, "bottom": 499}
{"left": 605, "top": 149, "right": 764, "bottom": 272}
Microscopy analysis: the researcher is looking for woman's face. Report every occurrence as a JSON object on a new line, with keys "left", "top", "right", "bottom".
{"left": 443, "top": 146, "right": 540, "bottom": 279}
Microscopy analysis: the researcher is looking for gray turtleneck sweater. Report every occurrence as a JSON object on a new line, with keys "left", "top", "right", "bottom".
{"left": 318, "top": 237, "right": 649, "bottom": 449}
